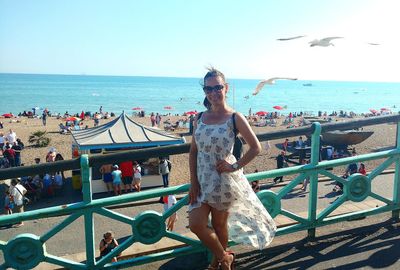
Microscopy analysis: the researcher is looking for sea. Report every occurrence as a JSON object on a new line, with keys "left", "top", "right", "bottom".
{"left": 1, "top": 73, "right": 399, "bottom": 116}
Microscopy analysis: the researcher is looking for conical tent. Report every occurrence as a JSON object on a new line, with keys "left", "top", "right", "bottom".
{"left": 71, "top": 113, "right": 185, "bottom": 150}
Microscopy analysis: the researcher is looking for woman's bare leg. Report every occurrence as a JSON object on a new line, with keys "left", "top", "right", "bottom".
{"left": 189, "top": 204, "right": 226, "bottom": 262}
{"left": 209, "top": 208, "right": 230, "bottom": 268}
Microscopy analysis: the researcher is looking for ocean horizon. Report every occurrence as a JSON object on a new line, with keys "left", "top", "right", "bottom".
{"left": 1, "top": 73, "right": 399, "bottom": 117}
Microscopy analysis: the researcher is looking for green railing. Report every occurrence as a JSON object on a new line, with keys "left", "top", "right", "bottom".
{"left": 0, "top": 114, "right": 399, "bottom": 269}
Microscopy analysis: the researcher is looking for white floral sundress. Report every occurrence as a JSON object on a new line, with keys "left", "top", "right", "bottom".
{"left": 189, "top": 114, "right": 276, "bottom": 249}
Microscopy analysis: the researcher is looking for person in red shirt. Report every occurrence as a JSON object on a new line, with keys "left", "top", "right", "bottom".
{"left": 3, "top": 144, "right": 16, "bottom": 167}
{"left": 119, "top": 160, "right": 133, "bottom": 193}
{"left": 358, "top": 163, "right": 366, "bottom": 175}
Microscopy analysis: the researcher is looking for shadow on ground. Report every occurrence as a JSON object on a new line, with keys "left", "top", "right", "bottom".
{"left": 152, "top": 219, "right": 400, "bottom": 270}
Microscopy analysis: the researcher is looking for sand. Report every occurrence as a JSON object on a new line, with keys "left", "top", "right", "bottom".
{"left": 1, "top": 114, "right": 397, "bottom": 186}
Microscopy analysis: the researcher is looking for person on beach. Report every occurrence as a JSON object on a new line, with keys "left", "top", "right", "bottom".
{"left": 132, "top": 161, "right": 142, "bottom": 192}
{"left": 80, "top": 110, "right": 85, "bottom": 120}
{"left": 119, "top": 160, "right": 133, "bottom": 193}
{"left": 99, "top": 231, "right": 119, "bottom": 262}
{"left": 4, "top": 190, "right": 14, "bottom": 215}
{"left": 0, "top": 132, "right": 5, "bottom": 149}
{"left": 55, "top": 153, "right": 66, "bottom": 179}
{"left": 282, "top": 138, "right": 289, "bottom": 153}
{"left": 156, "top": 113, "right": 162, "bottom": 128}
{"left": 3, "top": 144, "right": 16, "bottom": 167}
{"left": 9, "top": 178, "right": 27, "bottom": 227}
{"left": 6, "top": 129, "right": 17, "bottom": 145}
{"left": 46, "top": 147, "right": 57, "bottom": 162}
{"left": 111, "top": 164, "right": 122, "bottom": 195}
{"left": 273, "top": 151, "right": 287, "bottom": 184}
{"left": 163, "top": 194, "right": 178, "bottom": 231}
{"left": 150, "top": 112, "right": 156, "bottom": 127}
{"left": 188, "top": 68, "right": 276, "bottom": 270}
{"left": 42, "top": 110, "right": 47, "bottom": 126}
{"left": 358, "top": 163, "right": 366, "bottom": 175}
{"left": 159, "top": 157, "right": 171, "bottom": 187}
{"left": 99, "top": 164, "right": 114, "bottom": 194}
{"left": 300, "top": 160, "right": 310, "bottom": 191}
{"left": 12, "top": 139, "right": 24, "bottom": 167}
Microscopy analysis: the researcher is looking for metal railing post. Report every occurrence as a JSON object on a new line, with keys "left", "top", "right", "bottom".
{"left": 308, "top": 123, "right": 321, "bottom": 239}
{"left": 81, "top": 155, "right": 96, "bottom": 267}
{"left": 392, "top": 121, "right": 400, "bottom": 220}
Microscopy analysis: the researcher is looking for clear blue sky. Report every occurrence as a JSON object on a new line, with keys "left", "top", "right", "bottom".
{"left": 1, "top": 0, "right": 399, "bottom": 81}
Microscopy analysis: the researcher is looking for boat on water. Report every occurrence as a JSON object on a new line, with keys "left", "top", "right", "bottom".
{"left": 303, "top": 83, "right": 313, "bottom": 86}
{"left": 302, "top": 118, "right": 331, "bottom": 125}
{"left": 321, "top": 130, "right": 374, "bottom": 146}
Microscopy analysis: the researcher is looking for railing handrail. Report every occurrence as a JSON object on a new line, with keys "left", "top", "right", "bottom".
{"left": 1, "top": 114, "right": 399, "bottom": 181}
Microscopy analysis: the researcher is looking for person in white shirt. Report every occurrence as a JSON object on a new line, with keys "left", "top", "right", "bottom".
{"left": 133, "top": 162, "right": 142, "bottom": 192}
{"left": 162, "top": 195, "right": 178, "bottom": 231}
{"left": 6, "top": 129, "right": 17, "bottom": 145}
{"left": 9, "top": 178, "right": 27, "bottom": 227}
{"left": 0, "top": 132, "right": 5, "bottom": 149}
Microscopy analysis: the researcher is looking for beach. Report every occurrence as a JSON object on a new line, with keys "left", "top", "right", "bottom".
{"left": 0, "top": 113, "right": 397, "bottom": 187}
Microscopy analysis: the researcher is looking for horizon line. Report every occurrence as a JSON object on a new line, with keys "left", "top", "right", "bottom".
{"left": 1, "top": 72, "right": 400, "bottom": 84}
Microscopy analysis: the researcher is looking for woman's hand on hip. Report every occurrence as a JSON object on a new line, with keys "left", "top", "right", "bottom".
{"left": 216, "top": 160, "right": 234, "bottom": 173}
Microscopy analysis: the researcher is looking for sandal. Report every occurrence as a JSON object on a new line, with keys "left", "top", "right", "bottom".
{"left": 218, "top": 251, "right": 235, "bottom": 270}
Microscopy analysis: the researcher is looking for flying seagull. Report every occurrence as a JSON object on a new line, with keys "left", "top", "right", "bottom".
{"left": 277, "top": 35, "right": 306, "bottom": 41}
{"left": 309, "top": 37, "right": 343, "bottom": 47}
{"left": 252, "top": 77, "right": 298, "bottom": 96}
{"left": 367, "top": 42, "right": 380, "bottom": 46}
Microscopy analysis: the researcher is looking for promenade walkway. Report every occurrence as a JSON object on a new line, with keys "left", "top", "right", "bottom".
{"left": 1, "top": 172, "right": 399, "bottom": 269}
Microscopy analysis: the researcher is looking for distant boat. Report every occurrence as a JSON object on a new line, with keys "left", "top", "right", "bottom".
{"left": 302, "top": 118, "right": 331, "bottom": 125}
{"left": 321, "top": 130, "right": 374, "bottom": 146}
{"left": 303, "top": 83, "right": 313, "bottom": 86}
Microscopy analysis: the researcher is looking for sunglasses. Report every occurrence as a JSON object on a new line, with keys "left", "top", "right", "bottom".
{"left": 203, "top": 84, "right": 225, "bottom": 94}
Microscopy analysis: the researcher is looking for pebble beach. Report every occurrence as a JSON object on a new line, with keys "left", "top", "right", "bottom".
{"left": 1, "top": 113, "right": 397, "bottom": 187}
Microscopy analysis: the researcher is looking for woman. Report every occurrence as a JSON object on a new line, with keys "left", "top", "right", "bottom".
{"left": 111, "top": 165, "right": 122, "bottom": 196}
{"left": 132, "top": 161, "right": 142, "bottom": 192}
{"left": 99, "top": 231, "right": 119, "bottom": 262}
{"left": 188, "top": 68, "right": 276, "bottom": 270}
{"left": 55, "top": 153, "right": 65, "bottom": 180}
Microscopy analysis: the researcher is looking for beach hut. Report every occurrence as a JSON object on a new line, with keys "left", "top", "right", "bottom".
{"left": 71, "top": 113, "right": 186, "bottom": 193}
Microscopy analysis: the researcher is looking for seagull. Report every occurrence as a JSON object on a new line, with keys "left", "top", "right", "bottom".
{"left": 367, "top": 42, "right": 380, "bottom": 46}
{"left": 309, "top": 37, "right": 343, "bottom": 47}
{"left": 252, "top": 77, "right": 298, "bottom": 96}
{"left": 277, "top": 35, "right": 306, "bottom": 41}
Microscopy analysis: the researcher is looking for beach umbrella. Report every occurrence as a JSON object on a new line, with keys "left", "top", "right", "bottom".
{"left": 255, "top": 111, "right": 268, "bottom": 116}
{"left": 132, "top": 107, "right": 143, "bottom": 111}
{"left": 2, "top": 113, "right": 13, "bottom": 118}
{"left": 185, "top": 111, "right": 197, "bottom": 115}
{"left": 369, "top": 109, "right": 378, "bottom": 114}
{"left": 273, "top": 105, "right": 285, "bottom": 110}
{"left": 164, "top": 106, "right": 174, "bottom": 110}
{"left": 65, "top": 116, "right": 80, "bottom": 122}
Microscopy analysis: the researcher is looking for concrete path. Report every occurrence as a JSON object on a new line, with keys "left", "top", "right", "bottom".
{"left": 1, "top": 172, "right": 399, "bottom": 269}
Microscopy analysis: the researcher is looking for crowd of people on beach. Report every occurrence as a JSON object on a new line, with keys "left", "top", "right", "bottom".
{"left": 3, "top": 151, "right": 67, "bottom": 229}
{"left": 1, "top": 124, "right": 67, "bottom": 224}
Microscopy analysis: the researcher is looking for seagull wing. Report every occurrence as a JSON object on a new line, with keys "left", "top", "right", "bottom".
{"left": 367, "top": 42, "right": 380, "bottom": 45}
{"left": 320, "top": 37, "right": 343, "bottom": 43}
{"left": 252, "top": 77, "right": 297, "bottom": 96}
{"left": 275, "top": 77, "right": 298, "bottom": 81}
{"left": 277, "top": 35, "right": 306, "bottom": 41}
{"left": 252, "top": 80, "right": 268, "bottom": 95}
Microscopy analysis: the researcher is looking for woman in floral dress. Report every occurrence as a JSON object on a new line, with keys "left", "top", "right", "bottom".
{"left": 188, "top": 68, "right": 276, "bottom": 270}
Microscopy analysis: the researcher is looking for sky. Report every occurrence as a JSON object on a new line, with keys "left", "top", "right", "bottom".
{"left": 1, "top": 0, "right": 399, "bottom": 82}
